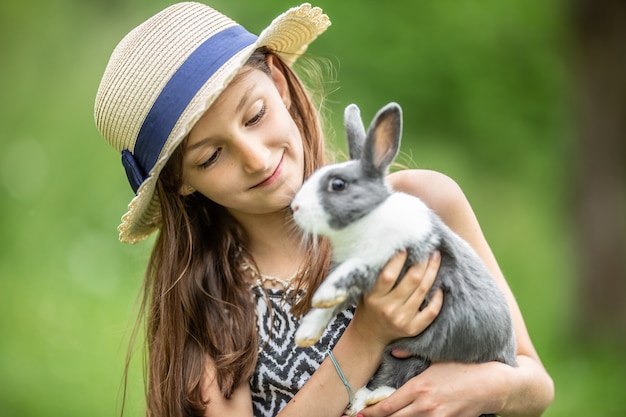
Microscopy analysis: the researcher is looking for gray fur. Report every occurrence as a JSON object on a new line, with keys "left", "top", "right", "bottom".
{"left": 345, "top": 104, "right": 366, "bottom": 160}
{"left": 291, "top": 103, "right": 516, "bottom": 416}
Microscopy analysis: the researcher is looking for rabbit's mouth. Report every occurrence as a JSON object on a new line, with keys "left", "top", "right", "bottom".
{"left": 291, "top": 195, "right": 331, "bottom": 236}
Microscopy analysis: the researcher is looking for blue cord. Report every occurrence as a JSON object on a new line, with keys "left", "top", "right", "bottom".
{"left": 328, "top": 351, "right": 355, "bottom": 408}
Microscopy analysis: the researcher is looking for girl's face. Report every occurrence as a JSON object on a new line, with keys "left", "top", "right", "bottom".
{"left": 180, "top": 56, "right": 305, "bottom": 219}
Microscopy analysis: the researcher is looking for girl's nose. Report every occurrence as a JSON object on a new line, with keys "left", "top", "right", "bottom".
{"left": 236, "top": 137, "right": 271, "bottom": 173}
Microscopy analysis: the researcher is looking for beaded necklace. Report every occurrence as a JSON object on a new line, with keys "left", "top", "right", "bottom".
{"left": 241, "top": 260, "right": 298, "bottom": 291}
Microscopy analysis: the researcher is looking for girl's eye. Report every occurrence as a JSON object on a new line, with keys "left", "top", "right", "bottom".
{"left": 245, "top": 103, "right": 266, "bottom": 127}
{"left": 199, "top": 148, "right": 221, "bottom": 169}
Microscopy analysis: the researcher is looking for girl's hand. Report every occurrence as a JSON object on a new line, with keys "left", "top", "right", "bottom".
{"left": 359, "top": 361, "right": 511, "bottom": 417}
{"left": 351, "top": 251, "right": 444, "bottom": 348}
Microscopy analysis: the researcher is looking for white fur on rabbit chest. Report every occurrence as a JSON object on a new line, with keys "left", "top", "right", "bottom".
{"left": 330, "top": 192, "right": 434, "bottom": 263}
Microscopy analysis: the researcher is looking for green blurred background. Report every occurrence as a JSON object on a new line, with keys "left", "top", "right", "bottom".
{"left": 1, "top": 0, "right": 624, "bottom": 416}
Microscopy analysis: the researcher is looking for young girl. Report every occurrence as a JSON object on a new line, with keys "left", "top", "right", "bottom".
{"left": 94, "top": 3, "right": 553, "bottom": 417}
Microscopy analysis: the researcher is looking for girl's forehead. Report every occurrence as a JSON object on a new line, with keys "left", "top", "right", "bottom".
{"left": 186, "top": 68, "right": 272, "bottom": 144}
{"left": 209, "top": 68, "right": 267, "bottom": 112}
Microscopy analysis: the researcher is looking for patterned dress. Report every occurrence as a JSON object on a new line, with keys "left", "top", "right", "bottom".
{"left": 249, "top": 285, "right": 354, "bottom": 417}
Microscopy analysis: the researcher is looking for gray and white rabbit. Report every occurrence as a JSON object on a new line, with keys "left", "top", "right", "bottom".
{"left": 291, "top": 103, "right": 517, "bottom": 416}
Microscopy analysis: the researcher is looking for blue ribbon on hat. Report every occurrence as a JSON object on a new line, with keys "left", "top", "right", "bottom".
{"left": 121, "top": 25, "right": 257, "bottom": 194}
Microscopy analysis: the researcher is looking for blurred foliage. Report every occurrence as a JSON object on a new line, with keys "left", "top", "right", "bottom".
{"left": 0, "top": 0, "right": 623, "bottom": 416}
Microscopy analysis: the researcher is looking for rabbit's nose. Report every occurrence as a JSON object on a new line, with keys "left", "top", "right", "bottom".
{"left": 291, "top": 204, "right": 299, "bottom": 212}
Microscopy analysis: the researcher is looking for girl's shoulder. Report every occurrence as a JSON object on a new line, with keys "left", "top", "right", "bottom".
{"left": 388, "top": 169, "right": 466, "bottom": 206}
{"left": 387, "top": 169, "right": 476, "bottom": 233}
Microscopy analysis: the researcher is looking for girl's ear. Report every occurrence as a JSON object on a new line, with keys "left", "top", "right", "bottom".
{"left": 179, "top": 184, "right": 195, "bottom": 196}
{"left": 266, "top": 54, "right": 292, "bottom": 109}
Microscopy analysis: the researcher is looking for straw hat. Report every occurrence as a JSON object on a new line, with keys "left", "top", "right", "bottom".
{"left": 94, "top": 2, "right": 330, "bottom": 243}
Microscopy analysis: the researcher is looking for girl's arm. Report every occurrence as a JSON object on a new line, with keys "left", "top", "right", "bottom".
{"left": 201, "top": 365, "right": 254, "bottom": 416}
{"left": 202, "top": 249, "right": 444, "bottom": 417}
{"left": 360, "top": 169, "right": 554, "bottom": 417}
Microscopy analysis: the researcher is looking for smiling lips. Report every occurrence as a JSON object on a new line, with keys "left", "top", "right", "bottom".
{"left": 251, "top": 154, "right": 284, "bottom": 189}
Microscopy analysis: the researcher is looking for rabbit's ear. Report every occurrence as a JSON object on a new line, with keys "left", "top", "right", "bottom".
{"left": 344, "top": 104, "right": 367, "bottom": 160}
{"left": 362, "top": 103, "right": 402, "bottom": 177}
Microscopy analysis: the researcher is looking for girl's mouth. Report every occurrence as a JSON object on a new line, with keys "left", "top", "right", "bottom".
{"left": 251, "top": 154, "right": 284, "bottom": 189}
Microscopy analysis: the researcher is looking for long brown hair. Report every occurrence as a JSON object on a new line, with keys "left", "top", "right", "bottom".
{"left": 125, "top": 49, "right": 332, "bottom": 417}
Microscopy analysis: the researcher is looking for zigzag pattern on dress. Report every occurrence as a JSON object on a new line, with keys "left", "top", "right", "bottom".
{"left": 250, "top": 285, "right": 354, "bottom": 417}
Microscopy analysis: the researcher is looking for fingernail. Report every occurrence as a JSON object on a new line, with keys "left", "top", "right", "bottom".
{"left": 431, "top": 250, "right": 440, "bottom": 260}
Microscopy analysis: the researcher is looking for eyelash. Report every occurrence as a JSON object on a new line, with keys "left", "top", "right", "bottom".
{"left": 245, "top": 104, "right": 266, "bottom": 127}
{"left": 199, "top": 148, "right": 221, "bottom": 169}
{"left": 198, "top": 104, "right": 267, "bottom": 169}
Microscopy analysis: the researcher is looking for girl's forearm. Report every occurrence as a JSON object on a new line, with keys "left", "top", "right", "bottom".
{"left": 497, "top": 355, "right": 554, "bottom": 417}
{"left": 278, "top": 322, "right": 385, "bottom": 417}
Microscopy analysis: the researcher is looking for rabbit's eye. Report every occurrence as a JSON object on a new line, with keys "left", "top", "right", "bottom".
{"left": 328, "top": 177, "right": 347, "bottom": 192}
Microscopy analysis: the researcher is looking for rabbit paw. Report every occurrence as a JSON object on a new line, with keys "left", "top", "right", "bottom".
{"left": 311, "top": 285, "right": 347, "bottom": 308}
{"left": 294, "top": 324, "right": 324, "bottom": 347}
{"left": 295, "top": 308, "right": 334, "bottom": 347}
{"left": 346, "top": 386, "right": 396, "bottom": 417}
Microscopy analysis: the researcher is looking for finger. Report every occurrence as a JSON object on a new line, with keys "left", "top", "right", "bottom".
{"left": 372, "top": 250, "right": 408, "bottom": 295}
{"left": 390, "top": 348, "right": 413, "bottom": 359}
{"left": 393, "top": 250, "right": 440, "bottom": 305}
{"left": 360, "top": 389, "right": 411, "bottom": 417}
{"left": 394, "top": 287, "right": 443, "bottom": 338}
{"left": 404, "top": 250, "right": 441, "bottom": 309}
{"left": 417, "top": 287, "right": 444, "bottom": 326}
{"left": 392, "top": 256, "right": 428, "bottom": 296}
